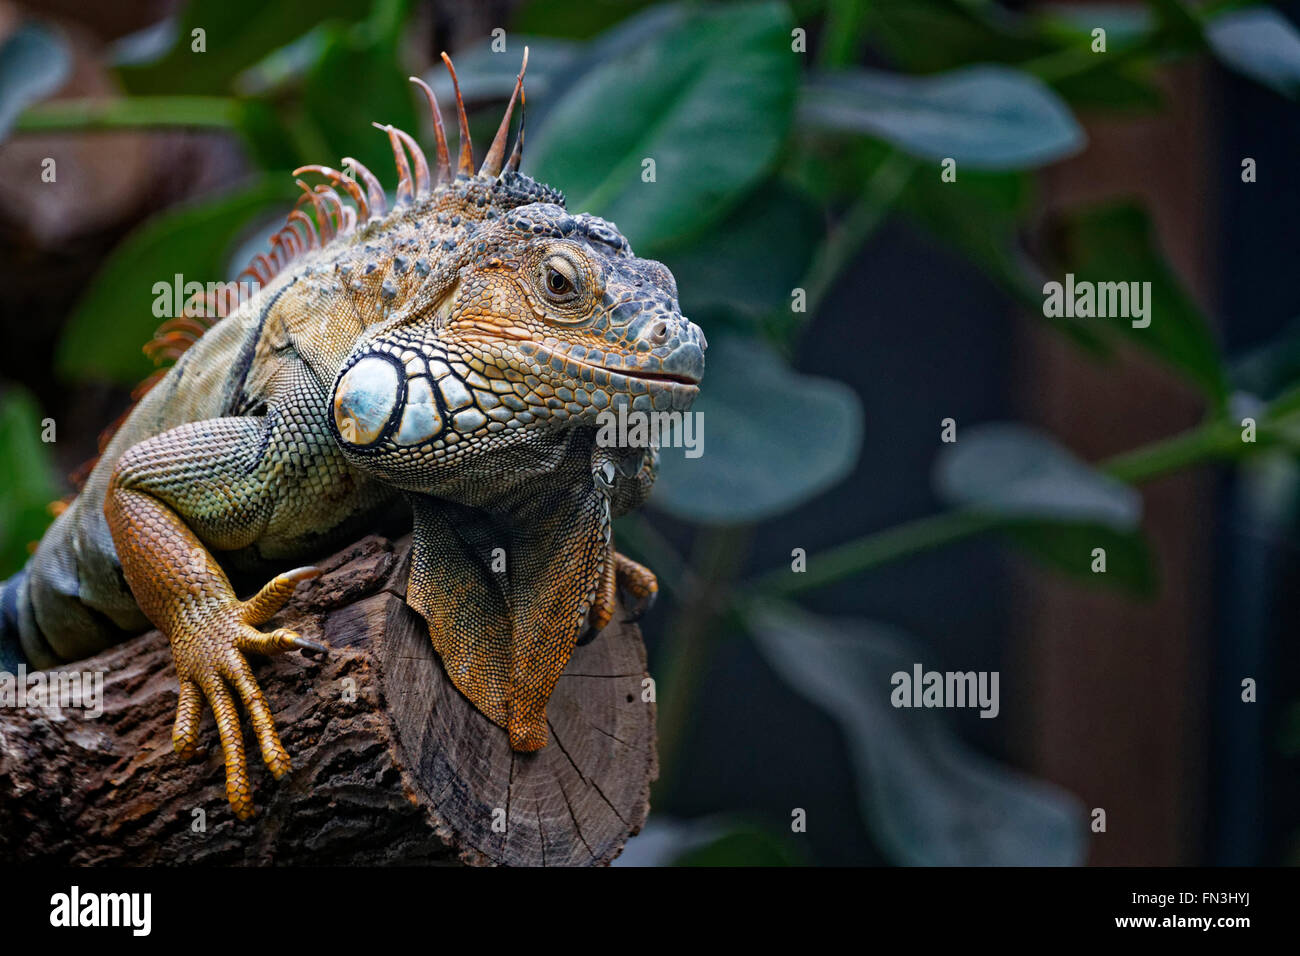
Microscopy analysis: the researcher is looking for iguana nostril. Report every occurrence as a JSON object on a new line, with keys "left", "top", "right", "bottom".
{"left": 333, "top": 356, "right": 400, "bottom": 446}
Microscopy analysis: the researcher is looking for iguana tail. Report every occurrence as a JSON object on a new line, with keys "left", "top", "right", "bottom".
{"left": 0, "top": 495, "right": 149, "bottom": 671}
{"left": 0, "top": 567, "right": 31, "bottom": 671}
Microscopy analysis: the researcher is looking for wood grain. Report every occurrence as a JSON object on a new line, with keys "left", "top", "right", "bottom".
{"left": 0, "top": 534, "right": 657, "bottom": 865}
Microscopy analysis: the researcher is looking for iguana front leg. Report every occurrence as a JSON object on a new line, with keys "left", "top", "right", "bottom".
{"left": 104, "top": 417, "right": 325, "bottom": 820}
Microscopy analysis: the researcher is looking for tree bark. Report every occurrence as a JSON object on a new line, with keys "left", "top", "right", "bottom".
{"left": 0, "top": 535, "right": 657, "bottom": 865}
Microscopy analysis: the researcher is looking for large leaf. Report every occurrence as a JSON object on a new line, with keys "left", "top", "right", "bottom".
{"left": 869, "top": 0, "right": 1049, "bottom": 73}
{"left": 528, "top": 1, "right": 797, "bottom": 254}
{"left": 56, "top": 179, "right": 291, "bottom": 385}
{"left": 0, "top": 387, "right": 60, "bottom": 578}
{"left": 0, "top": 23, "right": 70, "bottom": 139}
{"left": 749, "top": 600, "right": 1087, "bottom": 866}
{"left": 901, "top": 168, "right": 1057, "bottom": 316}
{"left": 1052, "top": 202, "right": 1228, "bottom": 403}
{"left": 652, "top": 335, "right": 862, "bottom": 525}
{"left": 418, "top": 8, "right": 690, "bottom": 140}
{"left": 514, "top": 0, "right": 657, "bottom": 40}
{"left": 934, "top": 422, "right": 1156, "bottom": 594}
{"left": 934, "top": 422, "right": 1140, "bottom": 528}
{"left": 118, "top": 0, "right": 369, "bottom": 95}
{"left": 419, "top": 37, "right": 583, "bottom": 105}
{"left": 800, "top": 65, "right": 1085, "bottom": 170}
{"left": 1206, "top": 7, "right": 1300, "bottom": 99}
{"left": 301, "top": 19, "right": 418, "bottom": 182}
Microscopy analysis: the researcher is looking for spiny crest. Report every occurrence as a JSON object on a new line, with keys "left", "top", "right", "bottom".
{"left": 138, "top": 48, "right": 555, "bottom": 376}
{"left": 238, "top": 47, "right": 533, "bottom": 289}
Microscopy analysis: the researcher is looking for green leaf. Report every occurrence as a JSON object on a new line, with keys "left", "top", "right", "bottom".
{"left": 1005, "top": 521, "right": 1158, "bottom": 596}
{"left": 1052, "top": 202, "right": 1228, "bottom": 403}
{"left": 800, "top": 65, "right": 1085, "bottom": 170}
{"left": 1206, "top": 7, "right": 1300, "bottom": 99}
{"left": 118, "top": 0, "right": 371, "bottom": 95}
{"left": 1035, "top": 4, "right": 1156, "bottom": 46}
{"left": 933, "top": 422, "right": 1156, "bottom": 593}
{"left": 514, "top": 0, "right": 656, "bottom": 40}
{"left": 301, "top": 20, "right": 418, "bottom": 181}
{"left": 748, "top": 600, "right": 1087, "bottom": 866}
{"left": 934, "top": 422, "right": 1141, "bottom": 528}
{"left": 1146, "top": 0, "right": 1210, "bottom": 51}
{"left": 660, "top": 183, "right": 821, "bottom": 326}
{"left": 1020, "top": 7, "right": 1165, "bottom": 111}
{"left": 869, "top": 0, "right": 1049, "bottom": 73}
{"left": 0, "top": 23, "right": 70, "bottom": 139}
{"left": 652, "top": 335, "right": 863, "bottom": 525}
{"left": 529, "top": 1, "right": 798, "bottom": 254}
{"left": 56, "top": 179, "right": 291, "bottom": 385}
{"left": 418, "top": 36, "right": 583, "bottom": 104}
{"left": 901, "top": 167, "right": 1054, "bottom": 313}
{"left": 1050, "top": 62, "right": 1164, "bottom": 112}
{"left": 232, "top": 23, "right": 336, "bottom": 96}
{"left": 0, "top": 387, "right": 60, "bottom": 578}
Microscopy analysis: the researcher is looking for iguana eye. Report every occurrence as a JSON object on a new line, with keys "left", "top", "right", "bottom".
{"left": 539, "top": 255, "right": 581, "bottom": 303}
{"left": 546, "top": 268, "right": 571, "bottom": 296}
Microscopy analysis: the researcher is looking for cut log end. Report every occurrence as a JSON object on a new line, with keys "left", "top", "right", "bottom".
{"left": 0, "top": 535, "right": 658, "bottom": 866}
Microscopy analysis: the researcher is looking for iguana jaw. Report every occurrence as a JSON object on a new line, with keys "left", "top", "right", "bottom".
{"left": 519, "top": 342, "right": 702, "bottom": 411}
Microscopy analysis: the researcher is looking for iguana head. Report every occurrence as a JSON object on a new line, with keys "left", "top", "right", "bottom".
{"left": 328, "top": 196, "right": 704, "bottom": 492}
{"left": 242, "top": 50, "right": 703, "bottom": 751}
{"left": 317, "top": 53, "right": 705, "bottom": 497}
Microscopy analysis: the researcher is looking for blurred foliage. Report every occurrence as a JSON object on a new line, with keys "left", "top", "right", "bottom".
{"left": 0, "top": 389, "right": 60, "bottom": 576}
{"left": 0, "top": 23, "right": 69, "bottom": 138}
{"left": 6, "top": 0, "right": 1300, "bottom": 864}
{"left": 58, "top": 179, "right": 292, "bottom": 383}
{"left": 750, "top": 600, "right": 1086, "bottom": 864}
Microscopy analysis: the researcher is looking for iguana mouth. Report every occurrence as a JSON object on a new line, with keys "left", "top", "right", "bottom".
{"left": 608, "top": 367, "right": 701, "bottom": 386}
{"left": 530, "top": 343, "right": 704, "bottom": 393}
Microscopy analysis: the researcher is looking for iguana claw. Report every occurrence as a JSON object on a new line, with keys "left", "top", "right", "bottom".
{"left": 169, "top": 568, "right": 325, "bottom": 820}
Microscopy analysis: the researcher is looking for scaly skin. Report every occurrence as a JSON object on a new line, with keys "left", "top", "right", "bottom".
{"left": 4, "top": 51, "right": 705, "bottom": 819}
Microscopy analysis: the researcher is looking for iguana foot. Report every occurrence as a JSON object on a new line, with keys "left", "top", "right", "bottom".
{"left": 169, "top": 566, "right": 325, "bottom": 820}
{"left": 613, "top": 552, "right": 658, "bottom": 622}
{"left": 579, "top": 551, "right": 659, "bottom": 645}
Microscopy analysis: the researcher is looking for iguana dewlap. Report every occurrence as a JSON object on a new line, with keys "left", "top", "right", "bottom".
{"left": 0, "top": 51, "right": 704, "bottom": 819}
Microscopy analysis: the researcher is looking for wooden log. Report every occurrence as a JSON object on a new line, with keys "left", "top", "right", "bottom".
{"left": 0, "top": 534, "right": 657, "bottom": 865}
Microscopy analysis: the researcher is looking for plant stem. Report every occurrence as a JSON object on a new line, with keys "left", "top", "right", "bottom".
{"left": 817, "top": 0, "right": 873, "bottom": 68}
{"left": 754, "top": 415, "right": 1248, "bottom": 597}
{"left": 1100, "top": 418, "right": 1236, "bottom": 484}
{"left": 14, "top": 97, "right": 241, "bottom": 133}
{"left": 800, "top": 150, "right": 914, "bottom": 320}
{"left": 759, "top": 510, "right": 1000, "bottom": 596}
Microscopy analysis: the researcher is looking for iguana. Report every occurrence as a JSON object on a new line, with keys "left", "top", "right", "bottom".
{"left": 0, "top": 50, "right": 705, "bottom": 819}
